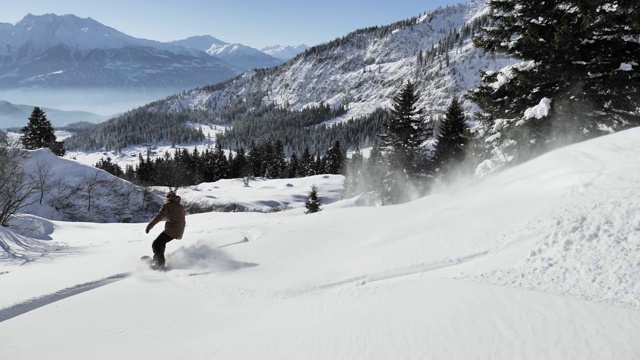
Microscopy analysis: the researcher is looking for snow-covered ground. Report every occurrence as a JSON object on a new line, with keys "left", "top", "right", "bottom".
{"left": 2, "top": 127, "right": 640, "bottom": 359}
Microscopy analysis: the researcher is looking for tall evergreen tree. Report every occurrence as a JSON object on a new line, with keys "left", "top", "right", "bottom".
{"left": 324, "top": 140, "right": 345, "bottom": 174}
{"left": 247, "top": 141, "right": 264, "bottom": 177}
{"left": 286, "top": 152, "right": 300, "bottom": 178}
{"left": 379, "top": 81, "right": 430, "bottom": 176}
{"left": 213, "top": 144, "right": 230, "bottom": 181}
{"left": 470, "top": 0, "right": 640, "bottom": 160}
{"left": 267, "top": 140, "right": 287, "bottom": 179}
{"left": 20, "top": 107, "right": 66, "bottom": 156}
{"left": 433, "top": 97, "right": 469, "bottom": 174}
{"left": 231, "top": 147, "right": 250, "bottom": 179}
{"left": 300, "top": 146, "right": 315, "bottom": 176}
{"left": 377, "top": 81, "right": 431, "bottom": 204}
{"left": 136, "top": 153, "right": 155, "bottom": 185}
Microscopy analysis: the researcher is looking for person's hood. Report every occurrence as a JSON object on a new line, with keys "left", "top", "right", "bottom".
{"left": 164, "top": 195, "right": 182, "bottom": 204}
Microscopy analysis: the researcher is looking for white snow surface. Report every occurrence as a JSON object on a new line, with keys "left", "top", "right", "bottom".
{"left": 2, "top": 127, "right": 640, "bottom": 359}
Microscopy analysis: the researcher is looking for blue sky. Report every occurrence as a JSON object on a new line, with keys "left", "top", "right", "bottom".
{"left": 0, "top": 0, "right": 468, "bottom": 49}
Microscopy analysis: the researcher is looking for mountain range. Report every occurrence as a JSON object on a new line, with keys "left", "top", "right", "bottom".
{"left": 0, "top": 100, "right": 107, "bottom": 129}
{"left": 0, "top": 13, "right": 306, "bottom": 91}
{"left": 0, "top": 13, "right": 308, "bottom": 128}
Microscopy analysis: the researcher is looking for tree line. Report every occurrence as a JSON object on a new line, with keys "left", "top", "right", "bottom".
{"left": 96, "top": 140, "right": 347, "bottom": 189}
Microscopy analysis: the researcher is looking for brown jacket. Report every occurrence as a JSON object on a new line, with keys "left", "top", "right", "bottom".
{"left": 147, "top": 196, "right": 186, "bottom": 239}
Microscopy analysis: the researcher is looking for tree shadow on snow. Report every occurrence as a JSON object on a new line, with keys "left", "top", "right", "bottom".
{"left": 0, "top": 226, "right": 69, "bottom": 264}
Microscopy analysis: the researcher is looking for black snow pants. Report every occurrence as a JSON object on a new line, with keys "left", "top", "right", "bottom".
{"left": 152, "top": 232, "right": 175, "bottom": 266}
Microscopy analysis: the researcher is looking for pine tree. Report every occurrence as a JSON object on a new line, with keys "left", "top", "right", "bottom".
{"left": 286, "top": 152, "right": 300, "bottom": 178}
{"left": 324, "top": 140, "right": 345, "bottom": 174}
{"left": 136, "top": 153, "right": 155, "bottom": 185}
{"left": 470, "top": 0, "right": 640, "bottom": 160}
{"left": 20, "top": 107, "right": 66, "bottom": 156}
{"left": 267, "top": 140, "right": 287, "bottom": 179}
{"left": 300, "top": 146, "right": 315, "bottom": 176}
{"left": 376, "top": 81, "right": 431, "bottom": 204}
{"left": 247, "top": 141, "right": 264, "bottom": 177}
{"left": 379, "top": 81, "right": 430, "bottom": 176}
{"left": 304, "top": 185, "right": 322, "bottom": 214}
{"left": 230, "top": 147, "right": 249, "bottom": 179}
{"left": 433, "top": 97, "right": 469, "bottom": 174}
{"left": 95, "top": 157, "right": 124, "bottom": 177}
{"left": 213, "top": 144, "right": 230, "bottom": 181}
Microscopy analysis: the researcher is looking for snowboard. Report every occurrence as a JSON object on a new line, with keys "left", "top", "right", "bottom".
{"left": 140, "top": 255, "right": 167, "bottom": 271}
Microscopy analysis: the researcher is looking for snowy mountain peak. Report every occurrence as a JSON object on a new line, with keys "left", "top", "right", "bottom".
{"left": 168, "top": 35, "right": 228, "bottom": 52}
{"left": 261, "top": 44, "right": 309, "bottom": 61}
{"left": 172, "top": 37, "right": 284, "bottom": 72}
{"left": 3, "top": 13, "right": 138, "bottom": 56}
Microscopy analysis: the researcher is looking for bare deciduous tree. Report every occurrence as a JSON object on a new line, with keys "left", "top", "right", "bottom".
{"left": 0, "top": 148, "right": 42, "bottom": 227}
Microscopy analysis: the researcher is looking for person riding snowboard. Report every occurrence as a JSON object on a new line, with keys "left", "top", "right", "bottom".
{"left": 145, "top": 190, "right": 186, "bottom": 269}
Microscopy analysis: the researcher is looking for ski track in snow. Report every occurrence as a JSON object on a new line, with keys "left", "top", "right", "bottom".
{"left": 0, "top": 248, "right": 486, "bottom": 323}
{"left": 281, "top": 250, "right": 489, "bottom": 297}
{"left": 0, "top": 272, "right": 131, "bottom": 323}
{"left": 0, "top": 237, "right": 255, "bottom": 322}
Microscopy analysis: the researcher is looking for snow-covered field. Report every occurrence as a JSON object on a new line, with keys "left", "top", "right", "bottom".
{"left": 2, "top": 127, "right": 640, "bottom": 359}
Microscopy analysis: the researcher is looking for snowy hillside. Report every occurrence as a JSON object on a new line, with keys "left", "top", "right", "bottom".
{"left": 2, "top": 125, "right": 640, "bottom": 359}
{"left": 17, "top": 149, "right": 162, "bottom": 223}
{"left": 156, "top": 1, "right": 515, "bottom": 123}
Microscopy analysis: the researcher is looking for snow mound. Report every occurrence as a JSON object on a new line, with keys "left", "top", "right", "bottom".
{"left": 461, "top": 127, "right": 640, "bottom": 309}
{"left": 0, "top": 225, "right": 65, "bottom": 263}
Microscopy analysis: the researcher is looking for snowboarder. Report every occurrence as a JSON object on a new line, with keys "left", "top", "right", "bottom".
{"left": 145, "top": 190, "right": 186, "bottom": 269}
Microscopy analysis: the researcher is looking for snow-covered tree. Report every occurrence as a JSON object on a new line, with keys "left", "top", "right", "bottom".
{"left": 470, "top": 0, "right": 640, "bottom": 160}
{"left": 304, "top": 185, "right": 322, "bottom": 214}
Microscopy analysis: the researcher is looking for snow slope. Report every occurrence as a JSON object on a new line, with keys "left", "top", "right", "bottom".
{"left": 2, "top": 127, "right": 640, "bottom": 359}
